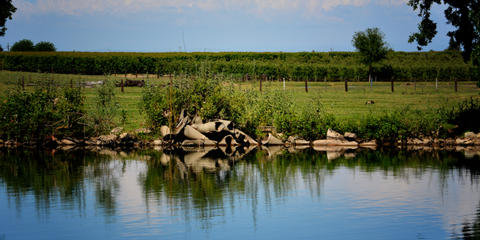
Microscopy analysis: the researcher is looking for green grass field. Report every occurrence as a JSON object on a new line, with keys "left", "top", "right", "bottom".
{"left": 1, "top": 70, "right": 479, "bottom": 131}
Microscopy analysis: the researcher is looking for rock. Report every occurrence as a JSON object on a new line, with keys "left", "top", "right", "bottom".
{"left": 295, "top": 139, "right": 310, "bottom": 145}
{"left": 219, "top": 135, "right": 238, "bottom": 146}
{"left": 465, "top": 132, "right": 476, "bottom": 139}
{"left": 98, "top": 134, "right": 118, "bottom": 146}
{"left": 456, "top": 138, "right": 473, "bottom": 145}
{"left": 110, "top": 127, "right": 123, "bottom": 135}
{"left": 261, "top": 133, "right": 284, "bottom": 146}
{"left": 327, "top": 151, "right": 342, "bottom": 161}
{"left": 135, "top": 128, "right": 152, "bottom": 134}
{"left": 152, "top": 140, "right": 162, "bottom": 146}
{"left": 160, "top": 126, "right": 171, "bottom": 137}
{"left": 344, "top": 132, "right": 357, "bottom": 140}
{"left": 287, "top": 136, "right": 296, "bottom": 143}
{"left": 313, "top": 139, "right": 358, "bottom": 146}
{"left": 445, "top": 138, "right": 456, "bottom": 145}
{"left": 327, "top": 129, "right": 345, "bottom": 141}
{"left": 60, "top": 139, "right": 76, "bottom": 145}
{"left": 359, "top": 140, "right": 377, "bottom": 147}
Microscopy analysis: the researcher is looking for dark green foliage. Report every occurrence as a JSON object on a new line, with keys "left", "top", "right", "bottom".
{"left": 438, "top": 98, "right": 480, "bottom": 134}
{"left": 408, "top": 0, "right": 480, "bottom": 65}
{"left": 0, "top": 51, "right": 474, "bottom": 81}
{"left": 142, "top": 77, "right": 246, "bottom": 130}
{"left": 34, "top": 41, "right": 56, "bottom": 52}
{"left": 86, "top": 80, "right": 118, "bottom": 135}
{"left": 0, "top": 44, "right": 3, "bottom": 52}
{"left": 0, "top": 0, "right": 16, "bottom": 37}
{"left": 352, "top": 28, "right": 389, "bottom": 67}
{"left": 0, "top": 85, "right": 85, "bottom": 142}
{"left": 10, "top": 39, "right": 34, "bottom": 52}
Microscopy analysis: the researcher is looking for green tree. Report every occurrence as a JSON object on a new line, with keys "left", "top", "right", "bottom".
{"left": 10, "top": 39, "right": 34, "bottom": 51}
{"left": 352, "top": 27, "right": 389, "bottom": 87}
{"left": 408, "top": 0, "right": 479, "bottom": 66}
{"left": 0, "top": 0, "right": 16, "bottom": 37}
{"left": 34, "top": 41, "right": 56, "bottom": 51}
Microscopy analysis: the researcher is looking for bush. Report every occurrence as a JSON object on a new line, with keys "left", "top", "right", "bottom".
{"left": 142, "top": 77, "right": 247, "bottom": 131}
{"left": 10, "top": 39, "right": 34, "bottom": 51}
{"left": 34, "top": 41, "right": 56, "bottom": 52}
{"left": 0, "top": 85, "right": 85, "bottom": 142}
{"left": 438, "top": 98, "right": 480, "bottom": 135}
{"left": 85, "top": 80, "right": 118, "bottom": 135}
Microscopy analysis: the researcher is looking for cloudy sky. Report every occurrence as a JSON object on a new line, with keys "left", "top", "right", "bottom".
{"left": 1, "top": 0, "right": 453, "bottom": 52}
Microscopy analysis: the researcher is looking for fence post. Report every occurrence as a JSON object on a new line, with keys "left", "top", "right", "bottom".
{"left": 305, "top": 78, "right": 308, "bottom": 92}
{"left": 391, "top": 77, "right": 394, "bottom": 93}
{"left": 121, "top": 79, "right": 124, "bottom": 93}
{"left": 454, "top": 78, "right": 458, "bottom": 92}
{"left": 345, "top": 79, "right": 348, "bottom": 92}
{"left": 259, "top": 76, "right": 262, "bottom": 92}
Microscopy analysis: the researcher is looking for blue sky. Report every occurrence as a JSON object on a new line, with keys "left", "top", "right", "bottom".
{"left": 1, "top": 0, "right": 454, "bottom": 52}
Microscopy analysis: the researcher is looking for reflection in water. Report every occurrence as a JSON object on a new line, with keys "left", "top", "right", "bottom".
{"left": 0, "top": 147, "right": 479, "bottom": 239}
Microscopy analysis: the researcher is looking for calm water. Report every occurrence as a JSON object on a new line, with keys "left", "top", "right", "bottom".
{"left": 0, "top": 147, "right": 479, "bottom": 239}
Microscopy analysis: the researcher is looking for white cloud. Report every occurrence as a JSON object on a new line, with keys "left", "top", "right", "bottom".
{"left": 14, "top": 0, "right": 407, "bottom": 16}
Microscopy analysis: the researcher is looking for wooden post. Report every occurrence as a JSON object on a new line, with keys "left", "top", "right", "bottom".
{"left": 391, "top": 77, "right": 394, "bottom": 93}
{"left": 435, "top": 77, "right": 438, "bottom": 90}
{"left": 70, "top": 79, "right": 73, "bottom": 88}
{"left": 259, "top": 76, "right": 262, "bottom": 92}
{"left": 283, "top": 78, "right": 286, "bottom": 90}
{"left": 21, "top": 76, "right": 25, "bottom": 90}
{"left": 454, "top": 78, "right": 458, "bottom": 92}
{"left": 344, "top": 79, "right": 348, "bottom": 92}
{"left": 121, "top": 79, "right": 124, "bottom": 93}
{"left": 305, "top": 78, "right": 308, "bottom": 93}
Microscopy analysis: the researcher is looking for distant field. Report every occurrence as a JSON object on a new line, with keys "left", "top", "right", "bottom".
{"left": 0, "top": 70, "right": 479, "bottom": 131}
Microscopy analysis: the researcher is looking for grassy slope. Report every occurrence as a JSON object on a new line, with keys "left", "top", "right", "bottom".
{"left": 1, "top": 70, "right": 479, "bottom": 131}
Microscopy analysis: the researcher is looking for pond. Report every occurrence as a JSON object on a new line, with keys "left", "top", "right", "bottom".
{"left": 0, "top": 147, "right": 479, "bottom": 239}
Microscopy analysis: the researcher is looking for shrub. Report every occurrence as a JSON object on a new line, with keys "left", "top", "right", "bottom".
{"left": 34, "top": 41, "right": 56, "bottom": 52}
{"left": 438, "top": 98, "right": 480, "bottom": 135}
{"left": 85, "top": 80, "right": 118, "bottom": 135}
{"left": 0, "top": 84, "right": 85, "bottom": 142}
{"left": 10, "top": 39, "right": 34, "bottom": 51}
{"left": 142, "top": 77, "right": 247, "bottom": 130}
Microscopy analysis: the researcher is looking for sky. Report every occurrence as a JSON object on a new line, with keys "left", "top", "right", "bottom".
{"left": 0, "top": 0, "right": 455, "bottom": 52}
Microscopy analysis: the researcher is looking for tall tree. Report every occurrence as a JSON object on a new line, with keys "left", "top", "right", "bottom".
{"left": 0, "top": 0, "right": 17, "bottom": 37}
{"left": 408, "top": 0, "right": 479, "bottom": 65}
{"left": 352, "top": 27, "right": 390, "bottom": 87}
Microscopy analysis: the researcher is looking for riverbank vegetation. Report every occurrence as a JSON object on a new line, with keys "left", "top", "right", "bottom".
{"left": 0, "top": 70, "right": 478, "bottom": 145}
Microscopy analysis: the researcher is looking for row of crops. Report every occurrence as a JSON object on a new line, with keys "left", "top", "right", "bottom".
{"left": 0, "top": 51, "right": 477, "bottom": 81}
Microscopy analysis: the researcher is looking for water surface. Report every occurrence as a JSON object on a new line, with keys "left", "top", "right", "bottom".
{"left": 0, "top": 148, "right": 479, "bottom": 239}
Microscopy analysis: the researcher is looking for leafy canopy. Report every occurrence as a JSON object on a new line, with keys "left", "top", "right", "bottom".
{"left": 408, "top": 0, "right": 479, "bottom": 65}
{"left": 10, "top": 39, "right": 34, "bottom": 51}
{"left": 0, "top": 0, "right": 16, "bottom": 37}
{"left": 352, "top": 28, "right": 389, "bottom": 67}
{"left": 34, "top": 41, "right": 56, "bottom": 52}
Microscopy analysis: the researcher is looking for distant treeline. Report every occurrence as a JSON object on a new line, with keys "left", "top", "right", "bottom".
{"left": 0, "top": 51, "right": 477, "bottom": 81}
